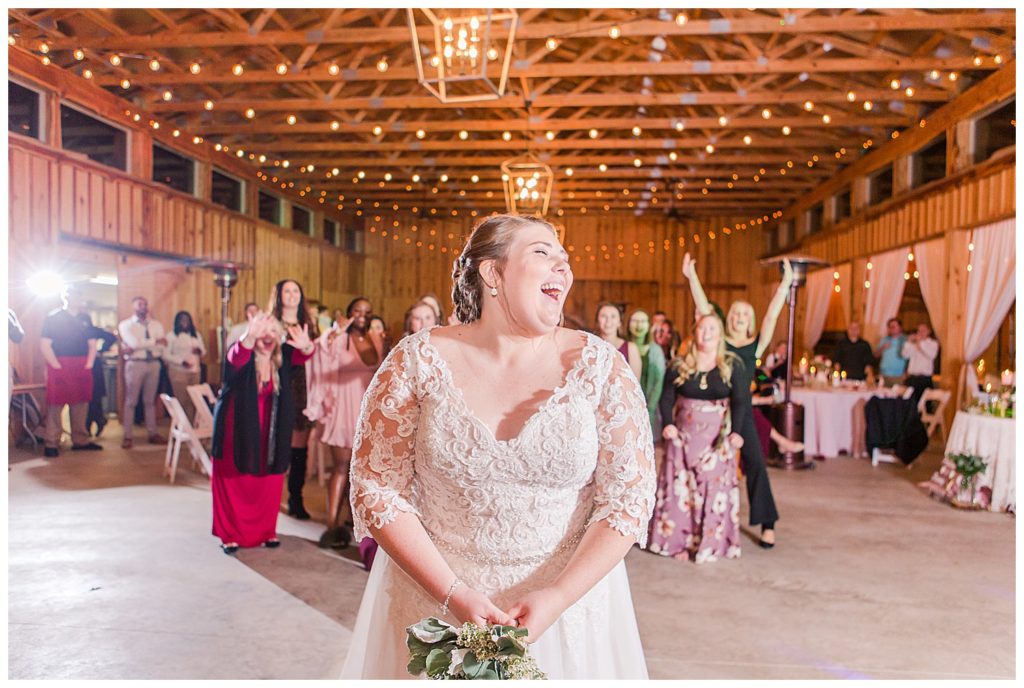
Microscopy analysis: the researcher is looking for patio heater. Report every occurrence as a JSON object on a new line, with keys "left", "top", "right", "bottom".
{"left": 191, "top": 260, "right": 247, "bottom": 383}
{"left": 760, "top": 254, "right": 829, "bottom": 470}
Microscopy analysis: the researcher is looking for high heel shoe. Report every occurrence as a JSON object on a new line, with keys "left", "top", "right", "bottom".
{"left": 758, "top": 528, "right": 776, "bottom": 549}
{"left": 221, "top": 543, "right": 240, "bottom": 555}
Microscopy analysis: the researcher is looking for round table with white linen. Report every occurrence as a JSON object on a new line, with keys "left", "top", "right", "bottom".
{"left": 789, "top": 386, "right": 892, "bottom": 459}
{"left": 944, "top": 411, "right": 1016, "bottom": 512}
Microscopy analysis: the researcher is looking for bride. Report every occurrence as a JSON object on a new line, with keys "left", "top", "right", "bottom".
{"left": 340, "top": 214, "right": 655, "bottom": 679}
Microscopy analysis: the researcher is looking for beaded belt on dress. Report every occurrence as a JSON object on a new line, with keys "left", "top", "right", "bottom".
{"left": 431, "top": 530, "right": 584, "bottom": 567}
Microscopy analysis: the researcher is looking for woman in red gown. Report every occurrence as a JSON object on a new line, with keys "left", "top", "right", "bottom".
{"left": 210, "top": 312, "right": 314, "bottom": 554}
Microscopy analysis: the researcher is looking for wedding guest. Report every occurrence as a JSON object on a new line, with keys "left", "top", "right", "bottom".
{"left": 404, "top": 300, "right": 438, "bottom": 337}
{"left": 649, "top": 312, "right": 744, "bottom": 563}
{"left": 210, "top": 313, "right": 314, "bottom": 553}
{"left": 76, "top": 312, "right": 117, "bottom": 437}
{"left": 595, "top": 302, "right": 642, "bottom": 379}
{"left": 332, "top": 308, "right": 344, "bottom": 327}
{"left": 876, "top": 318, "right": 908, "bottom": 386}
{"left": 367, "top": 315, "right": 391, "bottom": 357}
{"left": 764, "top": 341, "right": 788, "bottom": 380}
{"left": 833, "top": 321, "right": 875, "bottom": 381}
{"left": 653, "top": 316, "right": 681, "bottom": 362}
{"left": 628, "top": 309, "right": 665, "bottom": 435}
{"left": 420, "top": 292, "right": 459, "bottom": 325}
{"left": 226, "top": 302, "right": 260, "bottom": 351}
{"left": 9, "top": 308, "right": 25, "bottom": 401}
{"left": 269, "top": 279, "right": 319, "bottom": 520}
{"left": 317, "top": 305, "right": 334, "bottom": 335}
{"left": 309, "top": 296, "right": 383, "bottom": 548}
{"left": 653, "top": 317, "right": 682, "bottom": 438}
{"left": 901, "top": 323, "right": 939, "bottom": 405}
{"left": 118, "top": 296, "right": 167, "bottom": 449}
{"left": 683, "top": 253, "right": 790, "bottom": 548}
{"left": 40, "top": 284, "right": 100, "bottom": 457}
{"left": 164, "top": 310, "right": 206, "bottom": 422}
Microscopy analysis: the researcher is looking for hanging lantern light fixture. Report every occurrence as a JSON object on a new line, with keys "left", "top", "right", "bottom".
{"left": 408, "top": 8, "right": 518, "bottom": 103}
{"left": 500, "top": 153, "right": 553, "bottom": 216}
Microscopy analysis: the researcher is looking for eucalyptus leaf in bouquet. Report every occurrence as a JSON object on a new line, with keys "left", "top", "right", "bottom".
{"left": 406, "top": 617, "right": 547, "bottom": 680}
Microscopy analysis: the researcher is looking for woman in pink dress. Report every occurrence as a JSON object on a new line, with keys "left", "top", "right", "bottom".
{"left": 305, "top": 297, "right": 383, "bottom": 549}
{"left": 210, "top": 313, "right": 314, "bottom": 554}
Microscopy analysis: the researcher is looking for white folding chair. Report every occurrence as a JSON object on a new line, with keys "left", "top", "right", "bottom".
{"left": 159, "top": 393, "right": 213, "bottom": 483}
{"left": 918, "top": 388, "right": 951, "bottom": 443}
{"left": 186, "top": 383, "right": 217, "bottom": 440}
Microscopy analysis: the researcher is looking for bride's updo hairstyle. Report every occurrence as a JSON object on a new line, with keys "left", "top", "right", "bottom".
{"left": 451, "top": 213, "right": 558, "bottom": 324}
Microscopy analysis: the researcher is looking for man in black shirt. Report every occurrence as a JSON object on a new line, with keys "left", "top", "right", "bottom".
{"left": 833, "top": 321, "right": 876, "bottom": 381}
{"left": 39, "top": 284, "right": 101, "bottom": 457}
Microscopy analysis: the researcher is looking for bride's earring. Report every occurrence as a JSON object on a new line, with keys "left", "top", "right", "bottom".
{"left": 490, "top": 286, "right": 498, "bottom": 297}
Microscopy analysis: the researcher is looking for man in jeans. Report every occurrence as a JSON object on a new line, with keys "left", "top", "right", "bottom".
{"left": 875, "top": 317, "right": 908, "bottom": 386}
{"left": 118, "top": 296, "right": 167, "bottom": 449}
{"left": 39, "top": 284, "right": 101, "bottom": 458}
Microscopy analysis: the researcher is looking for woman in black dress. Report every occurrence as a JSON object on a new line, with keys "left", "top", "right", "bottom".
{"left": 269, "top": 279, "right": 319, "bottom": 520}
{"left": 681, "top": 253, "right": 793, "bottom": 548}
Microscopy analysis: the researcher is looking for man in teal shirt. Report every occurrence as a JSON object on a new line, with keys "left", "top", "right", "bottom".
{"left": 876, "top": 317, "right": 908, "bottom": 386}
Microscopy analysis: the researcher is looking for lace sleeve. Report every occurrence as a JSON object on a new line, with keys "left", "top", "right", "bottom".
{"left": 587, "top": 347, "right": 657, "bottom": 547}
{"left": 349, "top": 340, "right": 421, "bottom": 541}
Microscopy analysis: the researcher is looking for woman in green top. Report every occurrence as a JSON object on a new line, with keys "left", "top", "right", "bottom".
{"left": 628, "top": 309, "right": 665, "bottom": 436}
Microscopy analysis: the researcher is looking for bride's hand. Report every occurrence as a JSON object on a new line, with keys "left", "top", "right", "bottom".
{"left": 447, "top": 586, "right": 517, "bottom": 628}
{"left": 504, "top": 587, "right": 569, "bottom": 643}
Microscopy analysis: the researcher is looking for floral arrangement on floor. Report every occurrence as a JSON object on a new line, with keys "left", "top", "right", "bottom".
{"left": 406, "top": 616, "right": 547, "bottom": 680}
{"left": 919, "top": 452, "right": 991, "bottom": 510}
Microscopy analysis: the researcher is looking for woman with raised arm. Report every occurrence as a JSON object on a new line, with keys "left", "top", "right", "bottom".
{"left": 340, "top": 214, "right": 655, "bottom": 679}
{"left": 210, "top": 312, "right": 314, "bottom": 553}
{"left": 681, "top": 253, "right": 793, "bottom": 549}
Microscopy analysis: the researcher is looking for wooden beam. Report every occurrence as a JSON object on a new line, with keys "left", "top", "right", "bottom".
{"left": 150, "top": 87, "right": 950, "bottom": 113}
{"left": 44, "top": 11, "right": 1016, "bottom": 50}
{"left": 196, "top": 113, "right": 909, "bottom": 136}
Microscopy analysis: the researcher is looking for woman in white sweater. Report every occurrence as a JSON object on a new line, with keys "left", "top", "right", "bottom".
{"left": 164, "top": 310, "right": 206, "bottom": 422}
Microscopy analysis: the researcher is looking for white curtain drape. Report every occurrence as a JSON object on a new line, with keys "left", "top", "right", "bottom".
{"left": 802, "top": 268, "right": 833, "bottom": 353}
{"left": 914, "top": 238, "right": 947, "bottom": 337}
{"left": 963, "top": 218, "right": 1016, "bottom": 394}
{"left": 863, "top": 248, "right": 909, "bottom": 344}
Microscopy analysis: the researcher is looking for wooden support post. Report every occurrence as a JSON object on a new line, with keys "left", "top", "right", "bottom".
{"left": 940, "top": 228, "right": 970, "bottom": 426}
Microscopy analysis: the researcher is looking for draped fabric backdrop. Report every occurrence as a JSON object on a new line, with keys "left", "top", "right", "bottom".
{"left": 913, "top": 238, "right": 948, "bottom": 337}
{"left": 962, "top": 218, "right": 1016, "bottom": 396}
{"left": 802, "top": 268, "right": 833, "bottom": 353}
{"left": 863, "top": 248, "right": 909, "bottom": 345}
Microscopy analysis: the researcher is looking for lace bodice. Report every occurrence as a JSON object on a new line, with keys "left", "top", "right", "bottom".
{"left": 349, "top": 328, "right": 655, "bottom": 594}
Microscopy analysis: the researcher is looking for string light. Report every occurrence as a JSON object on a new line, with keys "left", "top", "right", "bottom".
{"left": 928, "top": 69, "right": 940, "bottom": 80}
{"left": 782, "top": 125, "right": 792, "bottom": 135}
{"left": 232, "top": 63, "right": 244, "bottom": 76}
{"left": 41, "top": 56, "right": 50, "bottom": 66}
{"left": 633, "top": 158, "right": 642, "bottom": 167}
{"left": 36, "top": 42, "right": 49, "bottom": 54}
{"left": 286, "top": 114, "right": 297, "bottom": 125}
{"left": 188, "top": 61, "right": 200, "bottom": 74}
{"left": 847, "top": 90, "right": 856, "bottom": 102}
{"left": 761, "top": 108, "right": 772, "bottom": 119}
{"left": 803, "top": 100, "right": 814, "bottom": 111}
{"left": 632, "top": 126, "right": 642, "bottom": 136}
{"left": 545, "top": 37, "right": 558, "bottom": 51}
{"left": 162, "top": 90, "right": 173, "bottom": 101}
{"left": 675, "top": 12, "right": 688, "bottom": 25}
{"left": 372, "top": 125, "right": 383, "bottom": 136}
{"left": 376, "top": 56, "right": 389, "bottom": 72}
{"left": 599, "top": 163, "right": 608, "bottom": 172}
{"left": 589, "top": 129, "right": 599, "bottom": 138}
{"left": 890, "top": 79, "right": 901, "bottom": 90}
{"left": 705, "top": 144, "right": 715, "bottom": 154}
{"left": 973, "top": 56, "right": 984, "bottom": 67}
{"left": 245, "top": 108, "right": 255, "bottom": 119}
{"left": 109, "top": 54, "right": 122, "bottom": 67}
{"left": 458, "top": 130, "right": 469, "bottom": 140}
{"left": 276, "top": 63, "right": 288, "bottom": 75}
{"left": 204, "top": 100, "right": 214, "bottom": 111}
{"left": 439, "top": 173, "right": 448, "bottom": 182}
{"left": 717, "top": 116, "right": 728, "bottom": 126}
{"left": 73, "top": 49, "right": 85, "bottom": 60}
{"left": 502, "top": 131, "right": 512, "bottom": 141}
{"left": 743, "top": 135, "right": 752, "bottom": 145}
{"left": 863, "top": 101, "right": 873, "bottom": 111}
{"left": 486, "top": 47, "right": 499, "bottom": 61}
{"left": 416, "top": 129, "right": 426, "bottom": 139}
{"left": 822, "top": 114, "right": 832, "bottom": 124}
{"left": 120, "top": 79, "right": 131, "bottom": 89}
{"left": 608, "top": 24, "right": 621, "bottom": 39}
{"left": 328, "top": 63, "right": 340, "bottom": 76}
{"left": 948, "top": 71, "right": 958, "bottom": 82}
{"left": 545, "top": 130, "right": 556, "bottom": 140}
{"left": 470, "top": 174, "right": 479, "bottom": 183}
{"left": 994, "top": 54, "right": 1003, "bottom": 65}
{"left": 565, "top": 167, "right": 573, "bottom": 177}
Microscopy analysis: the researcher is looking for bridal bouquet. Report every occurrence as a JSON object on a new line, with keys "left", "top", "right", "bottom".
{"left": 406, "top": 617, "right": 547, "bottom": 680}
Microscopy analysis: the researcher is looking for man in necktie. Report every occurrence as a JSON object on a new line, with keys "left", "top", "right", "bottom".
{"left": 117, "top": 296, "right": 167, "bottom": 449}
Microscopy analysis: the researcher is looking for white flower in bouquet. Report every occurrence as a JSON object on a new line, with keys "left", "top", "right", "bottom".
{"left": 406, "top": 616, "right": 547, "bottom": 680}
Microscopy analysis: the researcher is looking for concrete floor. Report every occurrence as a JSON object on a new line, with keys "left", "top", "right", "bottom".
{"left": 7, "top": 422, "right": 1015, "bottom": 680}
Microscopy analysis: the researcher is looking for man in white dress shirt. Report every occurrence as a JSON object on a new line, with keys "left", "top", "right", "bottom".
{"left": 118, "top": 296, "right": 167, "bottom": 448}
{"left": 901, "top": 323, "right": 940, "bottom": 406}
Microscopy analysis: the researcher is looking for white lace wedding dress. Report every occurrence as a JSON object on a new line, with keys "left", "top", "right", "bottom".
{"left": 339, "top": 328, "right": 655, "bottom": 680}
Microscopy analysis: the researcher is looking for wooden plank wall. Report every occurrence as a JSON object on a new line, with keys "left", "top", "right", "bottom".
{"left": 8, "top": 137, "right": 366, "bottom": 388}
{"left": 359, "top": 210, "right": 777, "bottom": 341}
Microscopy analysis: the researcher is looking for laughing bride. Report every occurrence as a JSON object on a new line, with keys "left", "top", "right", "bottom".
{"left": 340, "top": 213, "right": 655, "bottom": 679}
